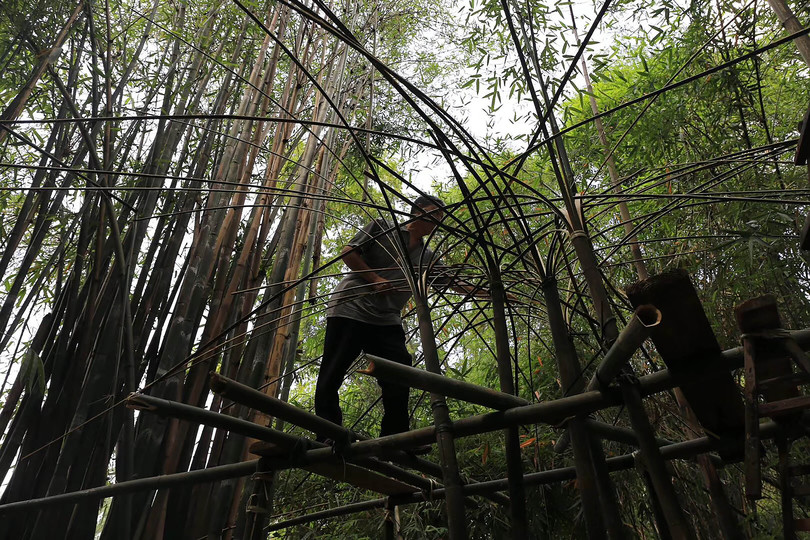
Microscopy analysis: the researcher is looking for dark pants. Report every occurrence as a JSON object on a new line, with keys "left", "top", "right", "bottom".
{"left": 314, "top": 317, "right": 413, "bottom": 437}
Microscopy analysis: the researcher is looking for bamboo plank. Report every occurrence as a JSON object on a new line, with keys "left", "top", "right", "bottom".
{"left": 794, "top": 518, "right": 810, "bottom": 531}
{"left": 626, "top": 270, "right": 745, "bottom": 457}
{"left": 788, "top": 464, "right": 810, "bottom": 476}
{"left": 759, "top": 396, "right": 810, "bottom": 417}
{"left": 736, "top": 295, "right": 800, "bottom": 404}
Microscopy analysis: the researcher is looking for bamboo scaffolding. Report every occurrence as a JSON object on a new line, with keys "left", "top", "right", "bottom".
{"left": 0, "top": 417, "right": 782, "bottom": 517}
{"left": 209, "top": 370, "right": 512, "bottom": 507}
{"left": 264, "top": 420, "right": 781, "bottom": 533}
{"left": 2, "top": 0, "right": 809, "bottom": 535}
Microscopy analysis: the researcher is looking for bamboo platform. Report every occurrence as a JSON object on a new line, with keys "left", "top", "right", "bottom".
{"left": 250, "top": 442, "right": 419, "bottom": 495}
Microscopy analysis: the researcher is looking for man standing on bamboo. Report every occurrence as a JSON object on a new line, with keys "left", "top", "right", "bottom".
{"left": 315, "top": 194, "right": 449, "bottom": 441}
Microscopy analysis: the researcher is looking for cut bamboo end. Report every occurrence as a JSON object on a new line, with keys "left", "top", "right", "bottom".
{"left": 125, "top": 393, "right": 157, "bottom": 412}
{"left": 635, "top": 304, "right": 662, "bottom": 328}
{"left": 209, "top": 371, "right": 227, "bottom": 393}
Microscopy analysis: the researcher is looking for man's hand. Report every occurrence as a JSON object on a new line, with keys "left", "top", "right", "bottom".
{"left": 341, "top": 245, "right": 395, "bottom": 294}
{"left": 370, "top": 276, "right": 394, "bottom": 293}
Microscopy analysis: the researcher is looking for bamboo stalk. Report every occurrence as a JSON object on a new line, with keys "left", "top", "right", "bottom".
{"left": 619, "top": 375, "right": 696, "bottom": 539}
{"left": 413, "top": 297, "right": 467, "bottom": 539}
{"left": 359, "top": 353, "right": 527, "bottom": 410}
{"left": 0, "top": 461, "right": 258, "bottom": 514}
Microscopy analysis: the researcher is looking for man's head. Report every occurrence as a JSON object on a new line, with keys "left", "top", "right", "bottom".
{"left": 409, "top": 194, "right": 445, "bottom": 237}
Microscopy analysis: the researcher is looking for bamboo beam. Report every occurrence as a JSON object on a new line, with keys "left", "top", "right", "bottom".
{"left": 264, "top": 420, "right": 782, "bottom": 533}
{"left": 126, "top": 393, "right": 309, "bottom": 449}
{"left": 210, "top": 371, "right": 355, "bottom": 445}
{"left": 0, "top": 461, "right": 258, "bottom": 514}
{"left": 359, "top": 353, "right": 528, "bottom": 410}
{"left": 0, "top": 420, "right": 781, "bottom": 517}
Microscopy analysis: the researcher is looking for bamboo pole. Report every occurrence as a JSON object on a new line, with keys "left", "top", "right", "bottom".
{"left": 619, "top": 375, "right": 696, "bottom": 539}
{"left": 488, "top": 265, "right": 528, "bottom": 538}
{"left": 542, "top": 279, "right": 606, "bottom": 537}
{"left": 210, "top": 371, "right": 356, "bottom": 445}
{"left": 0, "top": 461, "right": 258, "bottom": 514}
{"left": 765, "top": 0, "right": 810, "bottom": 67}
{"left": 360, "top": 354, "right": 528, "bottom": 410}
{"left": 413, "top": 297, "right": 468, "bottom": 539}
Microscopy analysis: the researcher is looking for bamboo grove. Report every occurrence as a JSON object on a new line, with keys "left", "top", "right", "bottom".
{"left": 1, "top": 0, "right": 810, "bottom": 537}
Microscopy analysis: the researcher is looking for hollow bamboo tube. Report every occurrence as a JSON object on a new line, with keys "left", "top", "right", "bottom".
{"left": 359, "top": 354, "right": 528, "bottom": 410}
{"left": 555, "top": 304, "right": 661, "bottom": 454}
{"left": 586, "top": 305, "right": 662, "bottom": 392}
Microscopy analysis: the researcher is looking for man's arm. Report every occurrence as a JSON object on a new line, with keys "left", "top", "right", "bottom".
{"left": 340, "top": 245, "right": 393, "bottom": 293}
{"left": 448, "top": 281, "right": 489, "bottom": 299}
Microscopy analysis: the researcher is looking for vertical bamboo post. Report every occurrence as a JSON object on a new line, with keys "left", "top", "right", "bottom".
{"left": 542, "top": 279, "right": 605, "bottom": 538}
{"left": 619, "top": 375, "right": 695, "bottom": 539}
{"left": 384, "top": 497, "right": 396, "bottom": 540}
{"left": 489, "top": 264, "right": 528, "bottom": 538}
{"left": 741, "top": 338, "right": 761, "bottom": 501}
{"left": 413, "top": 296, "right": 467, "bottom": 539}
{"left": 778, "top": 434, "right": 796, "bottom": 540}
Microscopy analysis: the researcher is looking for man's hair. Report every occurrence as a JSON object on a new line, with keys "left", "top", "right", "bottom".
{"left": 411, "top": 194, "right": 445, "bottom": 216}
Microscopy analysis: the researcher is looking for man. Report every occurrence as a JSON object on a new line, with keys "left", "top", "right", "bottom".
{"left": 314, "top": 194, "right": 454, "bottom": 441}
